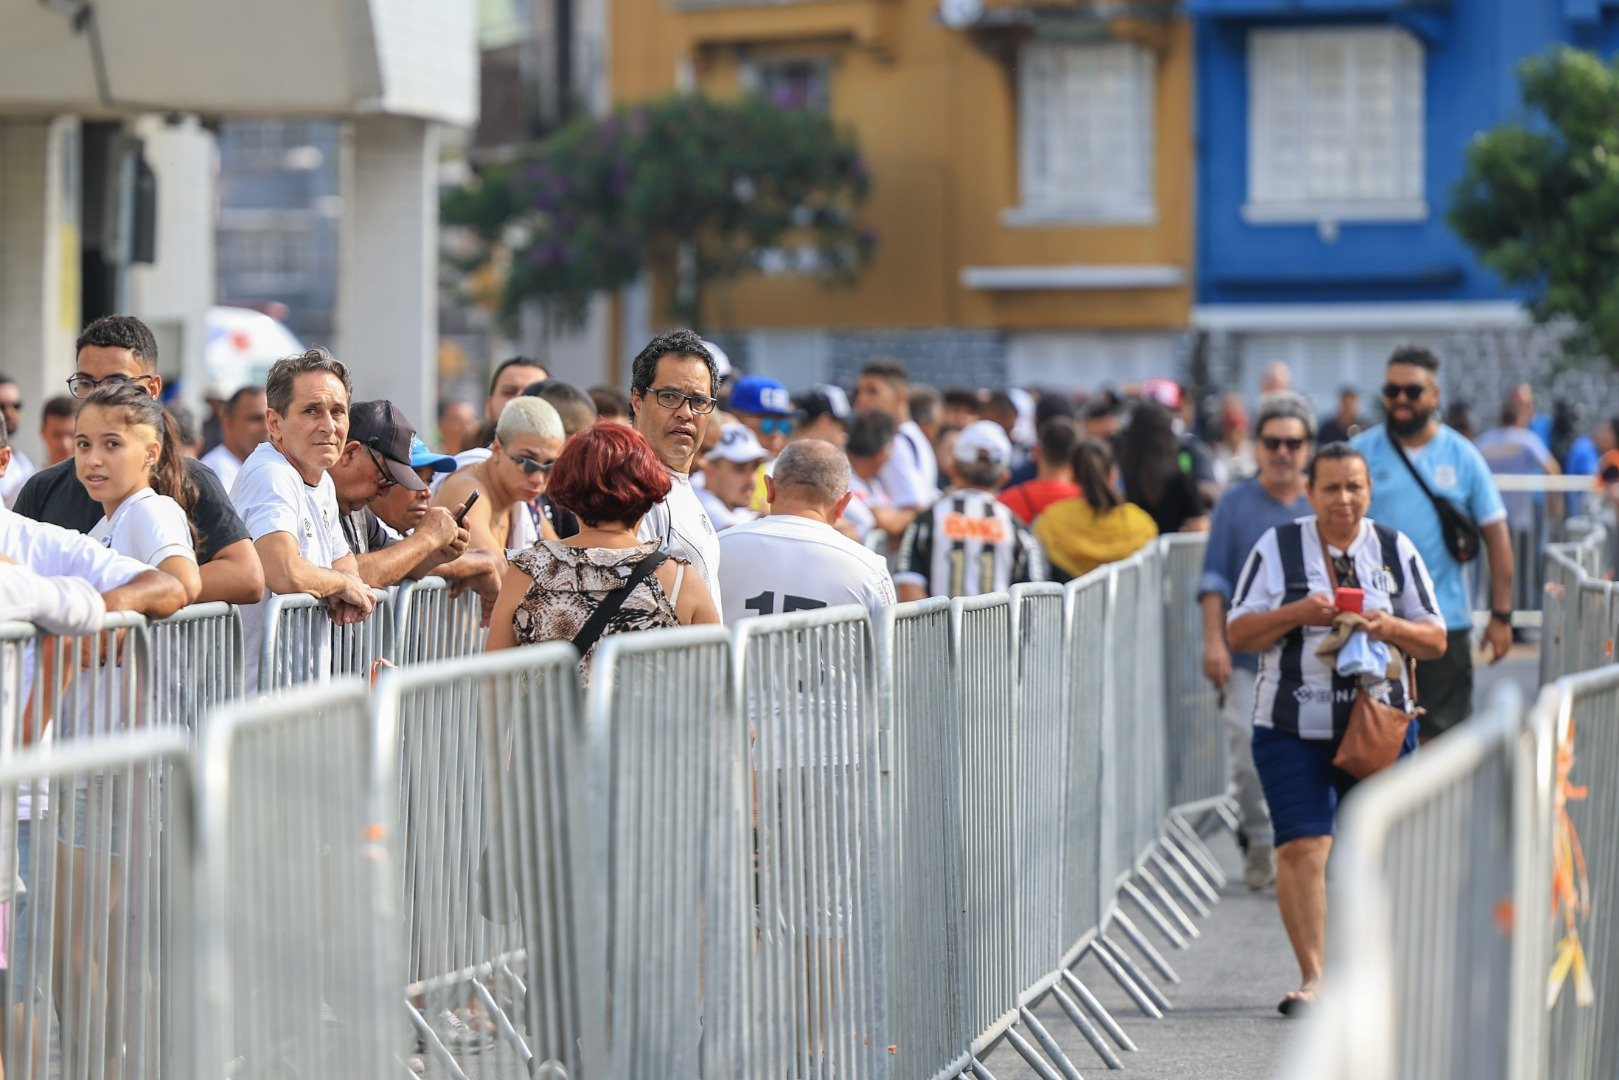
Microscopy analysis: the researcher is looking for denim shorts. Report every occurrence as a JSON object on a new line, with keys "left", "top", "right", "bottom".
{"left": 1251, "top": 722, "right": 1418, "bottom": 846}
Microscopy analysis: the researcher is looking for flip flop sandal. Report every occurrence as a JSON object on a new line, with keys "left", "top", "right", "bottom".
{"left": 1278, "top": 992, "right": 1315, "bottom": 1017}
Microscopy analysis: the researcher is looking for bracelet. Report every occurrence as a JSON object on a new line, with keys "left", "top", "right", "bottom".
{"left": 1489, "top": 609, "right": 1513, "bottom": 626}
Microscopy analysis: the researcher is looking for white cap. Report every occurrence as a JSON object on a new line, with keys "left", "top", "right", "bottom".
{"left": 706, "top": 422, "right": 769, "bottom": 464}
{"left": 953, "top": 419, "right": 1014, "bottom": 468}
{"left": 700, "top": 339, "right": 734, "bottom": 384}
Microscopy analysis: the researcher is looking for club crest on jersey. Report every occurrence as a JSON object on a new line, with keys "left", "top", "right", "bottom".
{"left": 1370, "top": 567, "right": 1397, "bottom": 594}
{"left": 1433, "top": 464, "right": 1458, "bottom": 488}
{"left": 1293, "top": 686, "right": 1314, "bottom": 705}
{"left": 942, "top": 513, "right": 1007, "bottom": 543}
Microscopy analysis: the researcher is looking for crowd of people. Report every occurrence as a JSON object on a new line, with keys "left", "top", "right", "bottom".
{"left": 3, "top": 310, "right": 1615, "bottom": 1055}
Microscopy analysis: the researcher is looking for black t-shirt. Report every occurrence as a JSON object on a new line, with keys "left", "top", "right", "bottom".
{"left": 1132, "top": 468, "right": 1206, "bottom": 536}
{"left": 15, "top": 456, "right": 250, "bottom": 562}
{"left": 539, "top": 495, "right": 580, "bottom": 540}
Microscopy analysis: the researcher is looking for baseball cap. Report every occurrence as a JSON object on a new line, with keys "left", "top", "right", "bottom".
{"left": 348, "top": 400, "right": 429, "bottom": 491}
{"left": 700, "top": 339, "right": 734, "bottom": 384}
{"left": 1141, "top": 377, "right": 1184, "bottom": 412}
{"left": 954, "top": 419, "right": 1014, "bottom": 469}
{"left": 409, "top": 434, "right": 458, "bottom": 473}
{"left": 797, "top": 385, "right": 852, "bottom": 424}
{"left": 729, "top": 375, "right": 793, "bottom": 417}
{"left": 705, "top": 423, "right": 770, "bottom": 464}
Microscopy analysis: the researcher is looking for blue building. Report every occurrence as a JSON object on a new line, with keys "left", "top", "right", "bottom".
{"left": 1190, "top": 0, "right": 1619, "bottom": 413}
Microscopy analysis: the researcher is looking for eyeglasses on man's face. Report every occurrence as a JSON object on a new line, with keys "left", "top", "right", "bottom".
{"left": 510, "top": 454, "right": 555, "bottom": 476}
{"left": 367, "top": 448, "right": 398, "bottom": 491}
{"left": 648, "top": 388, "right": 716, "bottom": 415}
{"left": 67, "top": 373, "right": 157, "bottom": 399}
{"left": 1381, "top": 382, "right": 1428, "bottom": 403}
{"left": 1259, "top": 436, "right": 1306, "bottom": 453}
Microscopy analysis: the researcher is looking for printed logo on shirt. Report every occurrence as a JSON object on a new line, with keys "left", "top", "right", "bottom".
{"left": 1293, "top": 685, "right": 1314, "bottom": 705}
{"left": 1370, "top": 567, "right": 1397, "bottom": 594}
{"left": 941, "top": 513, "right": 1008, "bottom": 544}
{"left": 1433, "top": 465, "right": 1458, "bottom": 489}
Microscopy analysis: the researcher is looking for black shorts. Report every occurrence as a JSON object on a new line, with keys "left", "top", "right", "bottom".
{"left": 1415, "top": 628, "right": 1474, "bottom": 739}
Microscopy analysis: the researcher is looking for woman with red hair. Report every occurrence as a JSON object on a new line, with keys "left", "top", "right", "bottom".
{"left": 486, "top": 422, "right": 719, "bottom": 677}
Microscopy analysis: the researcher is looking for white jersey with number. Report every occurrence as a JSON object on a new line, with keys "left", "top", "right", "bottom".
{"left": 894, "top": 488, "right": 1044, "bottom": 597}
{"left": 637, "top": 470, "right": 723, "bottom": 610}
{"left": 718, "top": 514, "right": 896, "bottom": 626}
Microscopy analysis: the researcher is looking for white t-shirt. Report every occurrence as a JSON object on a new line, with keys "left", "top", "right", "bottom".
{"left": 879, "top": 420, "right": 938, "bottom": 509}
{"left": 697, "top": 487, "right": 755, "bottom": 533}
{"left": 0, "top": 448, "right": 35, "bottom": 510}
{"left": 90, "top": 487, "right": 196, "bottom": 570}
{"left": 637, "top": 470, "right": 723, "bottom": 610}
{"left": 718, "top": 514, "right": 896, "bottom": 626}
{"left": 231, "top": 442, "right": 349, "bottom": 690}
{"left": 199, "top": 444, "right": 245, "bottom": 494}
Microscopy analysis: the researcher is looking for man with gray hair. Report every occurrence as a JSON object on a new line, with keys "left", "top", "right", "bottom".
{"left": 717, "top": 439, "right": 895, "bottom": 625}
{"left": 1198, "top": 389, "right": 1317, "bottom": 890}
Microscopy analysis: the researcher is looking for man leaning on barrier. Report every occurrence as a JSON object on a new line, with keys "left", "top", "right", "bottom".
{"left": 1199, "top": 392, "right": 1316, "bottom": 892}
{"left": 230, "top": 349, "right": 376, "bottom": 689}
{"left": 1226, "top": 443, "right": 1446, "bottom": 1017}
{"left": 14, "top": 315, "right": 265, "bottom": 606}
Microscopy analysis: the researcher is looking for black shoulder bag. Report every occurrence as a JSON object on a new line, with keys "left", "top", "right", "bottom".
{"left": 571, "top": 549, "right": 669, "bottom": 657}
{"left": 1387, "top": 430, "right": 1482, "bottom": 564}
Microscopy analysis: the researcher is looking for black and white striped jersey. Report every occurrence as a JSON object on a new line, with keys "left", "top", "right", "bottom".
{"left": 894, "top": 489, "right": 1045, "bottom": 597}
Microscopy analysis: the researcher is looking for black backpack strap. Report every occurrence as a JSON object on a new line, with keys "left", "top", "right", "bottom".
{"left": 1277, "top": 523, "right": 1310, "bottom": 604}
{"left": 1373, "top": 522, "right": 1405, "bottom": 595}
{"left": 572, "top": 550, "right": 668, "bottom": 659}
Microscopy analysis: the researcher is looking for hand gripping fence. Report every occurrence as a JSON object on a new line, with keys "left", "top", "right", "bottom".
{"left": 258, "top": 589, "right": 395, "bottom": 691}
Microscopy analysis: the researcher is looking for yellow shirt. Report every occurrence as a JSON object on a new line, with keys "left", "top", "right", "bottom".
{"left": 1033, "top": 497, "right": 1159, "bottom": 580}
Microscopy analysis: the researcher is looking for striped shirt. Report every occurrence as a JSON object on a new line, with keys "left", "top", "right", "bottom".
{"left": 1228, "top": 516, "right": 1443, "bottom": 740}
{"left": 894, "top": 489, "right": 1044, "bottom": 598}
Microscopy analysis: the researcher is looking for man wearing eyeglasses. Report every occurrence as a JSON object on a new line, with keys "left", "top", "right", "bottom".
{"left": 629, "top": 329, "right": 724, "bottom": 609}
{"left": 1199, "top": 391, "right": 1317, "bottom": 891}
{"left": 329, "top": 401, "right": 470, "bottom": 591}
{"left": 432, "top": 396, "right": 564, "bottom": 566}
{"left": 1353, "top": 345, "right": 1514, "bottom": 742}
{"left": 14, "top": 315, "right": 264, "bottom": 605}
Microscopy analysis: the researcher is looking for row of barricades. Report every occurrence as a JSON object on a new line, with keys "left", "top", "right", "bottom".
{"left": 1281, "top": 523, "right": 1619, "bottom": 1080}
{"left": 0, "top": 534, "right": 1231, "bottom": 1078}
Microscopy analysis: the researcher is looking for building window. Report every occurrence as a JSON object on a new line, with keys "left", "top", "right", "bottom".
{"left": 740, "top": 57, "right": 832, "bottom": 113}
{"left": 1246, "top": 27, "right": 1426, "bottom": 223}
{"left": 1010, "top": 40, "right": 1156, "bottom": 225}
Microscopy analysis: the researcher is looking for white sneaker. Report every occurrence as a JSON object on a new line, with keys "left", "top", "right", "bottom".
{"left": 437, "top": 1009, "right": 496, "bottom": 1054}
{"left": 1245, "top": 844, "right": 1276, "bottom": 890}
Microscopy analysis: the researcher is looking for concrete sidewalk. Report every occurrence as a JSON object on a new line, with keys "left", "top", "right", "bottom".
{"left": 981, "top": 832, "right": 1299, "bottom": 1079}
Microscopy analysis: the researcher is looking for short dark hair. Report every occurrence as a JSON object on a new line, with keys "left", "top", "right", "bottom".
{"left": 1037, "top": 416, "right": 1079, "bottom": 467}
{"left": 524, "top": 379, "right": 598, "bottom": 436}
{"left": 76, "top": 315, "right": 159, "bottom": 373}
{"left": 859, "top": 358, "right": 908, "bottom": 391}
{"left": 629, "top": 329, "right": 715, "bottom": 399}
{"left": 41, "top": 395, "right": 77, "bottom": 422}
{"left": 226, "top": 385, "right": 265, "bottom": 414}
{"left": 1388, "top": 344, "right": 1441, "bottom": 374}
{"left": 266, "top": 348, "right": 353, "bottom": 416}
{"left": 985, "top": 390, "right": 1017, "bottom": 418}
{"left": 1035, "top": 391, "right": 1077, "bottom": 426}
{"left": 488, "top": 356, "right": 549, "bottom": 396}
{"left": 547, "top": 422, "right": 672, "bottom": 527}
{"left": 845, "top": 409, "right": 897, "bottom": 459}
{"left": 1306, "top": 441, "right": 1368, "bottom": 485}
{"left": 589, "top": 385, "right": 631, "bottom": 419}
{"left": 942, "top": 387, "right": 983, "bottom": 413}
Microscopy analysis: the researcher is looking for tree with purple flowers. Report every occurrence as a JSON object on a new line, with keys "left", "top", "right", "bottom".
{"left": 443, "top": 92, "right": 875, "bottom": 328}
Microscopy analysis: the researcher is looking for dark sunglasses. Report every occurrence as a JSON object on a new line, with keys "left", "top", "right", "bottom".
{"left": 510, "top": 454, "right": 555, "bottom": 476}
{"left": 1260, "top": 436, "right": 1306, "bottom": 452}
{"left": 1382, "top": 382, "right": 1427, "bottom": 402}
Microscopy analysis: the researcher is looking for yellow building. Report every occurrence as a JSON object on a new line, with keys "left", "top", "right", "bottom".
{"left": 611, "top": 0, "right": 1193, "bottom": 388}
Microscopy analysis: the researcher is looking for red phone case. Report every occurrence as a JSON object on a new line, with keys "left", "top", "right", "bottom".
{"left": 1336, "top": 587, "right": 1365, "bottom": 614}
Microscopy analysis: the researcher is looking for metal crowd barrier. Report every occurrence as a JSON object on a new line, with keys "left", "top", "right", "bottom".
{"left": 258, "top": 588, "right": 395, "bottom": 691}
{"left": 148, "top": 602, "right": 244, "bottom": 733}
{"left": 1161, "top": 535, "right": 1227, "bottom": 810}
{"left": 195, "top": 680, "right": 402, "bottom": 1079}
{"left": 393, "top": 577, "right": 486, "bottom": 666}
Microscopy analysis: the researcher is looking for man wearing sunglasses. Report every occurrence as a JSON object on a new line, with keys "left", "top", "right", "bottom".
{"left": 729, "top": 374, "right": 793, "bottom": 513}
{"left": 1352, "top": 345, "right": 1514, "bottom": 742}
{"left": 433, "top": 396, "right": 564, "bottom": 568}
{"left": 1199, "top": 392, "right": 1317, "bottom": 891}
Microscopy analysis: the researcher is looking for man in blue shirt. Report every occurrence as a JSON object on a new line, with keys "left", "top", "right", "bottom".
{"left": 1353, "top": 345, "right": 1514, "bottom": 741}
{"left": 1200, "top": 392, "right": 1316, "bottom": 890}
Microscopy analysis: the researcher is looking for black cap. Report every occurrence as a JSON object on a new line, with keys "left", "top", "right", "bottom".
{"left": 796, "top": 385, "right": 852, "bottom": 424}
{"left": 348, "top": 400, "right": 428, "bottom": 491}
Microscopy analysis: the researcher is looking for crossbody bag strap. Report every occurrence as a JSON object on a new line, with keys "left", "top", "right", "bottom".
{"left": 571, "top": 550, "right": 669, "bottom": 659}
{"left": 1317, "top": 530, "right": 1341, "bottom": 592}
{"left": 1387, "top": 427, "right": 1457, "bottom": 518}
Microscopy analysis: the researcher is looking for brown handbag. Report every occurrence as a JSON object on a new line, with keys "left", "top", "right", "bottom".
{"left": 1315, "top": 533, "right": 1419, "bottom": 779}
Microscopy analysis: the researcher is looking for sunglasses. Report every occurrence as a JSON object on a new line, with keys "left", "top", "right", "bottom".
{"left": 510, "top": 454, "right": 555, "bottom": 476}
{"left": 759, "top": 417, "right": 793, "bottom": 436}
{"left": 367, "top": 448, "right": 398, "bottom": 491}
{"left": 1260, "top": 436, "right": 1306, "bottom": 452}
{"left": 1382, "top": 382, "right": 1428, "bottom": 402}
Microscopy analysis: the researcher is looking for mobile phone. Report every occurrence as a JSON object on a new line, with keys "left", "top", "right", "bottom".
{"left": 454, "top": 490, "right": 480, "bottom": 526}
{"left": 1335, "top": 587, "right": 1364, "bottom": 614}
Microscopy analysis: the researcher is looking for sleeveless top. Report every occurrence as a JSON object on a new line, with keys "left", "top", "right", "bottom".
{"left": 509, "top": 540, "right": 683, "bottom": 681}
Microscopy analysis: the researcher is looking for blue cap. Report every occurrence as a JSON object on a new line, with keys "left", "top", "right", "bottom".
{"left": 729, "top": 375, "right": 793, "bottom": 417}
{"left": 410, "top": 434, "right": 459, "bottom": 473}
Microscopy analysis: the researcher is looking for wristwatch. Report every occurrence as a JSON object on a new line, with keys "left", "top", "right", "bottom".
{"left": 1489, "top": 609, "right": 1513, "bottom": 627}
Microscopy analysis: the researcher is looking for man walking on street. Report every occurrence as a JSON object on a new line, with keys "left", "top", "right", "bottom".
{"left": 1199, "top": 392, "right": 1317, "bottom": 890}
{"left": 1353, "top": 345, "right": 1514, "bottom": 741}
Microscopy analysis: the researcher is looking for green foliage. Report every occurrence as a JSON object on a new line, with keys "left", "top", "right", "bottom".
{"left": 1450, "top": 46, "right": 1619, "bottom": 367}
{"left": 442, "top": 93, "right": 876, "bottom": 328}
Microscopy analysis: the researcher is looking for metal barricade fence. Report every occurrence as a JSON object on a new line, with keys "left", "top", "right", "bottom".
{"left": 1104, "top": 559, "right": 1143, "bottom": 892}
{"left": 1010, "top": 584, "right": 1066, "bottom": 1005}
{"left": 1159, "top": 535, "right": 1226, "bottom": 811}
{"left": 1572, "top": 580, "right": 1617, "bottom": 675}
{"left": 393, "top": 577, "right": 486, "bottom": 666}
{"left": 587, "top": 627, "right": 751, "bottom": 1079}
{"left": 875, "top": 598, "right": 968, "bottom": 1080}
{"left": 0, "top": 729, "right": 196, "bottom": 1080}
{"left": 1060, "top": 569, "right": 1111, "bottom": 961}
{"left": 148, "top": 602, "right": 244, "bottom": 733}
{"left": 1135, "top": 549, "right": 1170, "bottom": 863}
{"left": 734, "top": 606, "right": 887, "bottom": 1080}
{"left": 259, "top": 589, "right": 396, "bottom": 691}
{"left": 1284, "top": 684, "right": 1523, "bottom": 1080}
{"left": 196, "top": 679, "right": 403, "bottom": 1079}
{"left": 1541, "top": 545, "right": 1587, "bottom": 684}
{"left": 374, "top": 642, "right": 592, "bottom": 1078}
{"left": 949, "top": 594, "right": 1020, "bottom": 1056}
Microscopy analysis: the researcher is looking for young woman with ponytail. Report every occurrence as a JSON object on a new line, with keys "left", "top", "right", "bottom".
{"left": 1032, "top": 438, "right": 1159, "bottom": 581}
